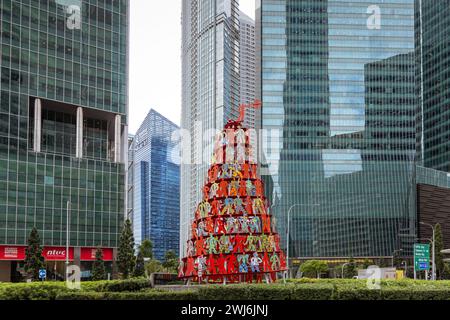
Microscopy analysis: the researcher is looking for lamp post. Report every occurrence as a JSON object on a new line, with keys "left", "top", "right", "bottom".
{"left": 341, "top": 262, "right": 354, "bottom": 279}
{"left": 286, "top": 203, "right": 319, "bottom": 278}
{"left": 419, "top": 222, "right": 436, "bottom": 280}
{"left": 391, "top": 249, "right": 403, "bottom": 268}
{"left": 401, "top": 261, "right": 407, "bottom": 277}
{"left": 66, "top": 201, "right": 71, "bottom": 280}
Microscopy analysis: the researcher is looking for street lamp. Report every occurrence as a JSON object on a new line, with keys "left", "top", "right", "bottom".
{"left": 401, "top": 261, "right": 408, "bottom": 277}
{"left": 341, "top": 262, "right": 355, "bottom": 279}
{"left": 66, "top": 201, "right": 71, "bottom": 280}
{"left": 391, "top": 249, "right": 403, "bottom": 268}
{"left": 419, "top": 222, "right": 436, "bottom": 280}
{"left": 286, "top": 203, "right": 319, "bottom": 278}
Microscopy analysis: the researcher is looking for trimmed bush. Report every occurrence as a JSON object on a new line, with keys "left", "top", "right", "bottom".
{"left": 196, "top": 283, "right": 333, "bottom": 300}
{"left": 81, "top": 277, "right": 151, "bottom": 292}
{"left": 291, "top": 283, "right": 334, "bottom": 300}
{"left": 245, "top": 284, "right": 292, "bottom": 300}
{"left": 56, "top": 291, "right": 106, "bottom": 300}
{"left": 56, "top": 290, "right": 198, "bottom": 300}
{"left": 333, "top": 285, "right": 382, "bottom": 300}
{"left": 4, "top": 278, "right": 450, "bottom": 300}
{"left": 104, "top": 291, "right": 198, "bottom": 300}
{"left": 197, "top": 284, "right": 295, "bottom": 300}
{"left": 0, "top": 282, "right": 69, "bottom": 300}
{"left": 197, "top": 284, "right": 250, "bottom": 300}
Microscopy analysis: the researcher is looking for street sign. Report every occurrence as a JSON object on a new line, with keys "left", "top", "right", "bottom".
{"left": 414, "top": 243, "right": 430, "bottom": 271}
{"left": 419, "top": 262, "right": 429, "bottom": 269}
{"left": 39, "top": 269, "right": 47, "bottom": 280}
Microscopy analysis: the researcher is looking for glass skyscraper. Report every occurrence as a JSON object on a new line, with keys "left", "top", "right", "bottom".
{"left": 415, "top": 0, "right": 450, "bottom": 173}
{"left": 258, "top": 0, "right": 417, "bottom": 259}
{"left": 0, "top": 0, "right": 128, "bottom": 279}
{"left": 239, "top": 10, "right": 257, "bottom": 129}
{"left": 132, "top": 109, "right": 180, "bottom": 260}
{"left": 180, "top": 0, "right": 240, "bottom": 254}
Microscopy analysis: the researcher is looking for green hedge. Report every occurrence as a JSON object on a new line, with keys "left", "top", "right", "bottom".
{"left": 81, "top": 278, "right": 151, "bottom": 292}
{"left": 291, "top": 283, "right": 334, "bottom": 300}
{"left": 0, "top": 282, "right": 69, "bottom": 300}
{"left": 56, "top": 290, "right": 198, "bottom": 300}
{"left": 3, "top": 278, "right": 450, "bottom": 300}
{"left": 197, "top": 283, "right": 333, "bottom": 300}
{"left": 56, "top": 291, "right": 106, "bottom": 300}
{"left": 197, "top": 284, "right": 292, "bottom": 300}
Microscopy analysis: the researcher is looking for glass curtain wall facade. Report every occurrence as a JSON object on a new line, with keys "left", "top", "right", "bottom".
{"left": 258, "top": 0, "right": 417, "bottom": 258}
{"left": 127, "top": 134, "right": 134, "bottom": 221}
{"left": 132, "top": 109, "right": 180, "bottom": 260}
{"left": 0, "top": 0, "right": 128, "bottom": 248}
{"left": 415, "top": 0, "right": 450, "bottom": 173}
{"left": 180, "top": 0, "right": 240, "bottom": 254}
{"left": 239, "top": 11, "right": 257, "bottom": 129}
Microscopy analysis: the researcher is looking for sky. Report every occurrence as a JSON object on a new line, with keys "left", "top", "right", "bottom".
{"left": 129, "top": 0, "right": 256, "bottom": 134}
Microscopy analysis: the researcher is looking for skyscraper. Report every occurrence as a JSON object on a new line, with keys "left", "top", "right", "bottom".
{"left": 180, "top": 0, "right": 240, "bottom": 254}
{"left": 127, "top": 134, "right": 134, "bottom": 222}
{"left": 132, "top": 109, "right": 180, "bottom": 260}
{"left": 415, "top": 0, "right": 450, "bottom": 173}
{"left": 239, "top": 11, "right": 257, "bottom": 129}
{"left": 258, "top": 0, "right": 417, "bottom": 259}
{"left": 0, "top": 0, "right": 128, "bottom": 281}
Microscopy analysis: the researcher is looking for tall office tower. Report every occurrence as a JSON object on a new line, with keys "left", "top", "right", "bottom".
{"left": 415, "top": 0, "right": 450, "bottom": 173}
{"left": 180, "top": 0, "right": 240, "bottom": 254}
{"left": 257, "top": 0, "right": 417, "bottom": 260}
{"left": 239, "top": 11, "right": 257, "bottom": 129}
{"left": 132, "top": 109, "right": 180, "bottom": 260}
{"left": 0, "top": 0, "right": 128, "bottom": 281}
{"left": 127, "top": 134, "right": 134, "bottom": 222}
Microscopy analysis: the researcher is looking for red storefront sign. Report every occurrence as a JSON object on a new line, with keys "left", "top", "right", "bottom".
{"left": 0, "top": 245, "right": 113, "bottom": 261}
{"left": 80, "top": 248, "right": 114, "bottom": 261}
{"left": 43, "top": 247, "right": 74, "bottom": 261}
{"left": 0, "top": 246, "right": 26, "bottom": 260}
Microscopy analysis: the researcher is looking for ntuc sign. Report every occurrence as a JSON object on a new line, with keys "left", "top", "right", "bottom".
{"left": 43, "top": 247, "right": 74, "bottom": 261}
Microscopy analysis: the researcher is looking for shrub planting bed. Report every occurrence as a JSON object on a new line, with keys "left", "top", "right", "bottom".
{"left": 1, "top": 278, "right": 450, "bottom": 300}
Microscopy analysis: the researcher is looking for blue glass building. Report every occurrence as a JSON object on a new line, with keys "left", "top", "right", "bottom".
{"left": 257, "top": 0, "right": 417, "bottom": 259}
{"left": 132, "top": 109, "right": 180, "bottom": 260}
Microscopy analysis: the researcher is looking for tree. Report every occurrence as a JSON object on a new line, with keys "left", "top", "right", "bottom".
{"left": 162, "top": 250, "right": 178, "bottom": 273}
{"left": 140, "top": 239, "right": 154, "bottom": 259}
{"left": 117, "top": 219, "right": 135, "bottom": 279}
{"left": 300, "top": 260, "right": 329, "bottom": 279}
{"left": 91, "top": 248, "right": 106, "bottom": 281}
{"left": 435, "top": 223, "right": 445, "bottom": 279}
{"left": 332, "top": 265, "right": 343, "bottom": 279}
{"left": 343, "top": 258, "right": 358, "bottom": 278}
{"left": 133, "top": 250, "right": 145, "bottom": 278}
{"left": 24, "top": 227, "right": 45, "bottom": 281}
{"left": 443, "top": 262, "right": 450, "bottom": 280}
{"left": 145, "top": 259, "right": 163, "bottom": 276}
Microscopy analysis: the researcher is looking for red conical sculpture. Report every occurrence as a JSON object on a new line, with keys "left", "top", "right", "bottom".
{"left": 179, "top": 101, "right": 287, "bottom": 284}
